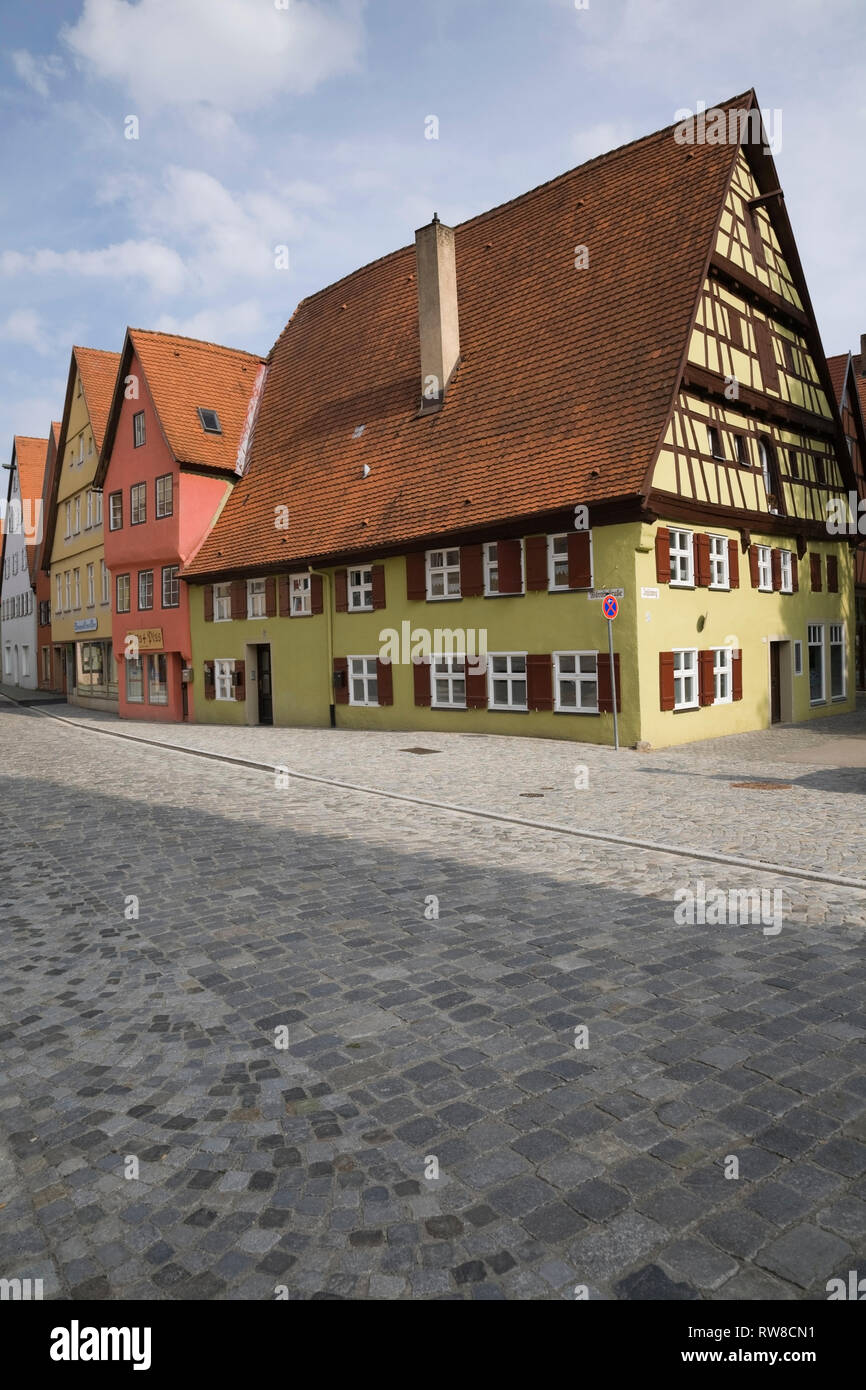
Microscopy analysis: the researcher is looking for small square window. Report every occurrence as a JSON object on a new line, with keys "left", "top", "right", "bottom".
{"left": 779, "top": 550, "right": 793, "bottom": 593}
{"left": 735, "top": 435, "right": 749, "bottom": 467}
{"left": 213, "top": 582, "right": 231, "bottom": 622}
{"left": 757, "top": 545, "right": 773, "bottom": 591}
{"left": 197, "top": 408, "right": 222, "bottom": 434}
{"left": 348, "top": 655, "right": 378, "bottom": 706}
{"left": 290, "top": 574, "right": 311, "bottom": 616}
{"left": 488, "top": 653, "right": 527, "bottom": 711}
{"left": 247, "top": 577, "right": 267, "bottom": 619}
{"left": 669, "top": 530, "right": 694, "bottom": 586}
{"left": 673, "top": 649, "right": 699, "bottom": 710}
{"left": 707, "top": 425, "right": 724, "bottom": 459}
{"left": 431, "top": 655, "right": 466, "bottom": 708}
{"left": 708, "top": 535, "right": 729, "bottom": 589}
{"left": 554, "top": 651, "right": 598, "bottom": 713}
{"left": 426, "top": 548, "right": 461, "bottom": 599}
{"left": 348, "top": 567, "right": 372, "bottom": 610}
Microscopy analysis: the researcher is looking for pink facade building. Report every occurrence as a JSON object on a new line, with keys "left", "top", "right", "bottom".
{"left": 96, "top": 330, "right": 265, "bottom": 720}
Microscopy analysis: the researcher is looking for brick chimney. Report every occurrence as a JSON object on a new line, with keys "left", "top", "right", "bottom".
{"left": 415, "top": 214, "right": 460, "bottom": 409}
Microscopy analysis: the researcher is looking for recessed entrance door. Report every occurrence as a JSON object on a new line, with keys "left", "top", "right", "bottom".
{"left": 257, "top": 644, "right": 273, "bottom": 726}
{"left": 769, "top": 641, "right": 782, "bottom": 724}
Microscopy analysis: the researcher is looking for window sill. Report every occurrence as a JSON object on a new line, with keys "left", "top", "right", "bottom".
{"left": 709, "top": 584, "right": 730, "bottom": 593}
{"left": 431, "top": 703, "right": 467, "bottom": 711}
{"left": 673, "top": 704, "right": 700, "bottom": 713}
{"left": 831, "top": 695, "right": 847, "bottom": 703}
{"left": 554, "top": 708, "right": 600, "bottom": 716}
{"left": 810, "top": 699, "right": 826, "bottom": 707}
{"left": 669, "top": 583, "right": 695, "bottom": 591}
{"left": 484, "top": 590, "right": 525, "bottom": 599}
{"left": 425, "top": 595, "right": 462, "bottom": 602}
{"left": 488, "top": 706, "right": 528, "bottom": 714}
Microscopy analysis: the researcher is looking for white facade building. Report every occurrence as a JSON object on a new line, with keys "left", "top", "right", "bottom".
{"left": 1, "top": 436, "right": 46, "bottom": 690}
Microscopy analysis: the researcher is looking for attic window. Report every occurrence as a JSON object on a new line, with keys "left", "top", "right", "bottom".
{"left": 198, "top": 408, "right": 222, "bottom": 434}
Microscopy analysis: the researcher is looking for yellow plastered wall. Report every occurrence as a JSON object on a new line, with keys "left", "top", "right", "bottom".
{"left": 50, "top": 368, "right": 112, "bottom": 646}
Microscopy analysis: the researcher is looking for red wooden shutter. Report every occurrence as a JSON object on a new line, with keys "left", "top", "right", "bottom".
{"left": 755, "top": 319, "right": 778, "bottom": 393}
{"left": 597, "top": 653, "right": 621, "bottom": 714}
{"left": 334, "top": 569, "right": 348, "bottom": 612}
{"left": 526, "top": 654, "right": 553, "bottom": 711}
{"left": 695, "top": 533, "right": 711, "bottom": 587}
{"left": 749, "top": 546, "right": 760, "bottom": 588}
{"left": 810, "top": 552, "right": 822, "bottom": 591}
{"left": 497, "top": 539, "right": 523, "bottom": 594}
{"left": 234, "top": 660, "right": 246, "bottom": 702}
{"left": 525, "top": 536, "right": 548, "bottom": 591}
{"left": 728, "top": 539, "right": 739, "bottom": 589}
{"left": 203, "top": 584, "right": 214, "bottom": 621}
{"left": 655, "top": 527, "right": 671, "bottom": 584}
{"left": 412, "top": 657, "right": 431, "bottom": 706}
{"left": 371, "top": 564, "right": 386, "bottom": 610}
{"left": 406, "top": 551, "right": 427, "bottom": 601}
{"left": 771, "top": 549, "right": 782, "bottom": 591}
{"left": 698, "top": 649, "right": 715, "bottom": 706}
{"left": 659, "top": 651, "right": 675, "bottom": 711}
{"left": 278, "top": 575, "right": 290, "bottom": 616}
{"left": 827, "top": 555, "right": 839, "bottom": 593}
{"left": 460, "top": 543, "right": 483, "bottom": 597}
{"left": 230, "top": 579, "right": 246, "bottom": 619}
{"left": 203, "top": 661, "right": 215, "bottom": 699}
{"left": 466, "top": 662, "right": 488, "bottom": 709}
{"left": 567, "top": 531, "right": 592, "bottom": 589}
{"left": 376, "top": 658, "right": 393, "bottom": 705}
{"left": 333, "top": 656, "right": 349, "bottom": 704}
{"left": 732, "top": 649, "right": 743, "bottom": 701}
{"left": 310, "top": 574, "right": 323, "bottom": 614}
{"left": 790, "top": 554, "right": 798, "bottom": 592}
{"left": 265, "top": 576, "right": 277, "bottom": 616}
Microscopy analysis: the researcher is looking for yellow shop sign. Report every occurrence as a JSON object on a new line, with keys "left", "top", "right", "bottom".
{"left": 126, "top": 628, "right": 163, "bottom": 652}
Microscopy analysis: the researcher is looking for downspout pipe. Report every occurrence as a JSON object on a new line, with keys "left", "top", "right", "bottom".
{"left": 308, "top": 567, "right": 336, "bottom": 727}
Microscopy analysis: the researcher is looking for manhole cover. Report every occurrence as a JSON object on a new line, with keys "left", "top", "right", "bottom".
{"left": 400, "top": 747, "right": 441, "bottom": 755}
{"left": 730, "top": 781, "right": 792, "bottom": 790}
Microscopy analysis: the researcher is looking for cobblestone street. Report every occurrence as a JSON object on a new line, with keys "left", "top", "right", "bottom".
{"left": 2, "top": 698, "right": 865, "bottom": 1300}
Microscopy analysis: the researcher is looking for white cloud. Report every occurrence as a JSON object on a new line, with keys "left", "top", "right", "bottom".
{"left": 152, "top": 299, "right": 270, "bottom": 347}
{"left": 62, "top": 0, "right": 364, "bottom": 112}
{"left": 0, "top": 241, "right": 187, "bottom": 296}
{"left": 0, "top": 310, "right": 54, "bottom": 356}
{"left": 10, "top": 50, "right": 64, "bottom": 98}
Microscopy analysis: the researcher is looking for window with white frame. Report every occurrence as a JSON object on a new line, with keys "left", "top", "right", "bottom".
{"left": 348, "top": 567, "right": 372, "bottom": 610}
{"left": 554, "top": 651, "right": 598, "bottom": 713}
{"left": 808, "top": 624, "right": 824, "bottom": 704}
{"left": 155, "top": 474, "right": 173, "bottom": 518}
{"left": 64, "top": 502, "right": 72, "bottom": 539}
{"left": 87, "top": 563, "right": 95, "bottom": 606}
{"left": 793, "top": 639, "right": 803, "bottom": 676}
{"left": 829, "top": 624, "right": 846, "bottom": 700}
{"left": 162, "top": 565, "right": 180, "bottom": 609}
{"left": 213, "top": 582, "right": 231, "bottom": 621}
{"left": 669, "top": 530, "right": 694, "bottom": 586}
{"left": 247, "top": 577, "right": 266, "bottom": 618}
{"left": 426, "top": 547, "right": 461, "bottom": 599}
{"left": 215, "top": 658, "right": 235, "bottom": 700}
{"left": 116, "top": 573, "right": 130, "bottom": 613}
{"left": 757, "top": 545, "right": 773, "bottom": 591}
{"left": 109, "top": 492, "right": 123, "bottom": 530}
{"left": 73, "top": 496, "right": 81, "bottom": 533}
{"left": 779, "top": 550, "right": 793, "bottom": 593}
{"left": 138, "top": 569, "right": 153, "bottom": 610}
{"left": 86, "top": 491, "right": 93, "bottom": 529}
{"left": 673, "top": 649, "right": 699, "bottom": 709}
{"left": 64, "top": 571, "right": 71, "bottom": 610}
{"left": 94, "top": 490, "right": 102, "bottom": 525}
{"left": 488, "top": 653, "right": 527, "bottom": 710}
{"left": 548, "top": 534, "right": 570, "bottom": 591}
{"left": 101, "top": 559, "right": 110, "bottom": 604}
{"left": 56, "top": 574, "right": 63, "bottom": 612}
{"left": 348, "top": 655, "right": 378, "bottom": 705}
{"left": 708, "top": 535, "right": 729, "bottom": 589}
{"left": 713, "top": 647, "right": 733, "bottom": 703}
{"left": 290, "top": 574, "right": 311, "bottom": 615}
{"left": 131, "top": 482, "right": 146, "bottom": 525}
{"left": 73, "top": 569, "right": 81, "bottom": 609}
{"left": 431, "top": 655, "right": 466, "bottom": 708}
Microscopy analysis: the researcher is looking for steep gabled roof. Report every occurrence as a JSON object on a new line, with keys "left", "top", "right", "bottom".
{"left": 95, "top": 330, "right": 265, "bottom": 486}
{"left": 2, "top": 435, "right": 49, "bottom": 585}
{"left": 186, "top": 94, "right": 758, "bottom": 580}
{"left": 41, "top": 345, "right": 120, "bottom": 570}
{"left": 827, "top": 351, "right": 866, "bottom": 490}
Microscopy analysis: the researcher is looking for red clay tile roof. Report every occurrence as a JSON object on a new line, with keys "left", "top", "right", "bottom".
{"left": 76, "top": 347, "right": 121, "bottom": 451}
{"left": 125, "top": 330, "right": 264, "bottom": 474}
{"left": 12, "top": 435, "right": 49, "bottom": 583}
{"left": 826, "top": 353, "right": 849, "bottom": 407}
{"left": 186, "top": 95, "right": 756, "bottom": 580}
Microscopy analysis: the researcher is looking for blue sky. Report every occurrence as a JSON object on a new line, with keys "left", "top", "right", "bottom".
{"left": 1, "top": 0, "right": 864, "bottom": 451}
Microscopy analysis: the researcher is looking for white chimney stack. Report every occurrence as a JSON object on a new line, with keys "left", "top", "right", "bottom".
{"left": 415, "top": 214, "right": 460, "bottom": 409}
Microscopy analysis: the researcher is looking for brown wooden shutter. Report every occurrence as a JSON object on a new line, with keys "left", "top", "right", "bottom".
{"left": 265, "top": 576, "right": 277, "bottom": 616}
{"left": 525, "top": 535, "right": 548, "bottom": 591}
{"left": 749, "top": 545, "right": 760, "bottom": 588}
{"left": 597, "top": 653, "right": 621, "bottom": 714}
{"left": 827, "top": 555, "right": 839, "bottom": 593}
{"left": 655, "top": 527, "right": 671, "bottom": 583}
{"left": 203, "top": 584, "right": 214, "bottom": 621}
{"left": 333, "top": 656, "right": 349, "bottom": 704}
{"left": 466, "top": 662, "right": 488, "bottom": 709}
{"left": 412, "top": 657, "right": 431, "bottom": 707}
{"left": 230, "top": 579, "right": 246, "bottom": 619}
{"left": 755, "top": 319, "right": 778, "bottom": 393}
{"left": 746, "top": 210, "right": 765, "bottom": 268}
{"left": 334, "top": 568, "right": 348, "bottom": 612}
{"left": 278, "top": 575, "right": 290, "bottom": 616}
{"left": 810, "top": 552, "right": 822, "bottom": 591}
{"left": 406, "top": 551, "right": 427, "bottom": 600}
{"left": 497, "top": 539, "right": 523, "bottom": 594}
{"left": 732, "top": 649, "right": 743, "bottom": 701}
{"left": 376, "top": 658, "right": 393, "bottom": 705}
{"left": 460, "top": 543, "right": 483, "bottom": 597}
{"left": 526, "top": 654, "right": 553, "bottom": 711}
{"left": 371, "top": 564, "right": 386, "bottom": 610}
{"left": 771, "top": 549, "right": 783, "bottom": 591}
{"left": 659, "top": 651, "right": 675, "bottom": 711}
{"left": 698, "top": 649, "right": 715, "bottom": 706}
{"left": 695, "top": 533, "right": 711, "bottom": 587}
{"left": 310, "top": 574, "right": 323, "bottom": 614}
{"left": 234, "top": 659, "right": 246, "bottom": 702}
{"left": 567, "top": 531, "right": 592, "bottom": 589}
{"left": 728, "top": 539, "right": 739, "bottom": 589}
{"left": 790, "top": 553, "right": 798, "bottom": 592}
{"left": 203, "top": 661, "right": 215, "bottom": 699}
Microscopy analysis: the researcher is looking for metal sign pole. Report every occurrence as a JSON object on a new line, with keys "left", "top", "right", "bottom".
{"left": 607, "top": 615, "right": 619, "bottom": 751}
